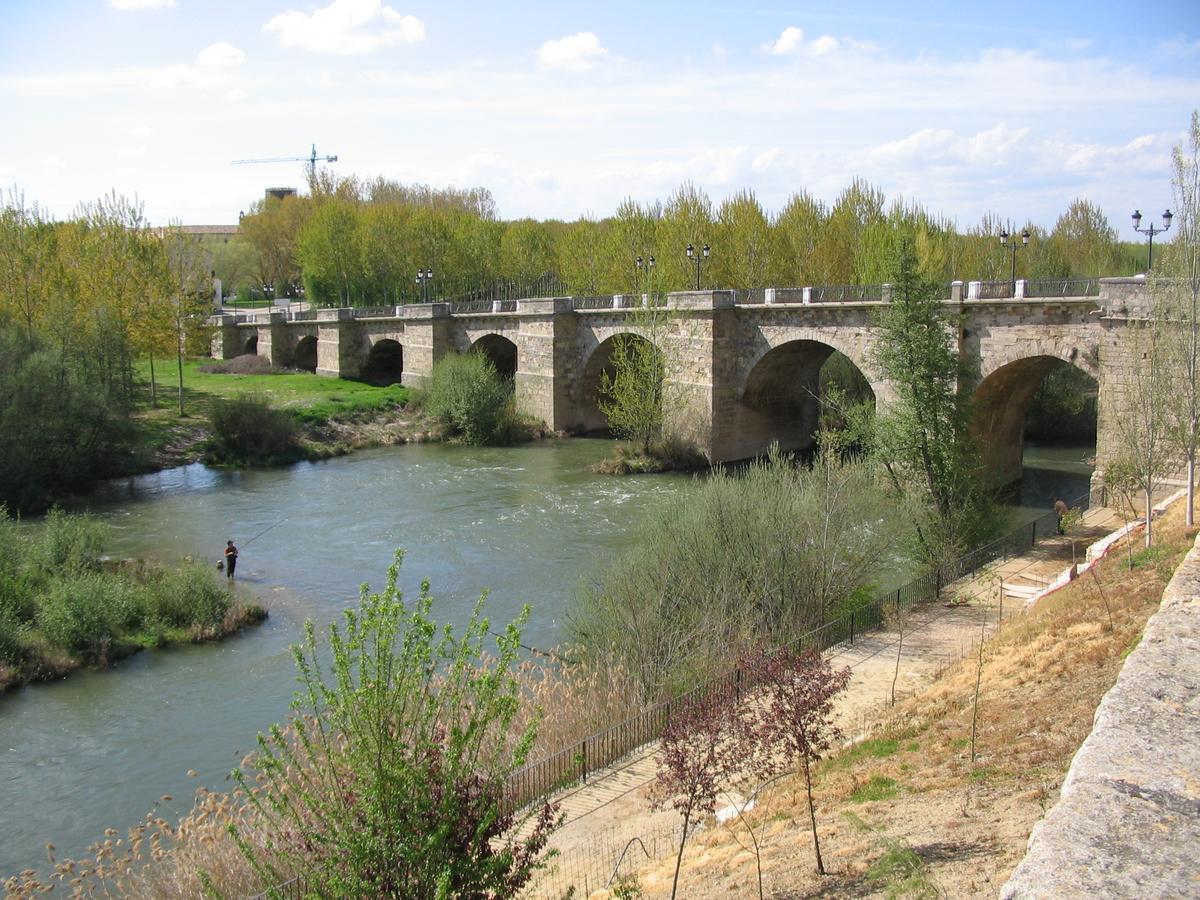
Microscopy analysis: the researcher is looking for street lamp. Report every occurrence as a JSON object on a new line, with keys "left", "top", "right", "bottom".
{"left": 1131, "top": 209, "right": 1173, "bottom": 271}
{"left": 999, "top": 228, "right": 1030, "bottom": 296}
{"left": 634, "top": 255, "right": 655, "bottom": 292}
{"left": 686, "top": 243, "right": 710, "bottom": 290}
{"left": 415, "top": 268, "right": 433, "bottom": 303}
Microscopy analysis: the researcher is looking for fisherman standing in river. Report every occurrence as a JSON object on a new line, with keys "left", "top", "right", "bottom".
{"left": 223, "top": 539, "right": 238, "bottom": 580}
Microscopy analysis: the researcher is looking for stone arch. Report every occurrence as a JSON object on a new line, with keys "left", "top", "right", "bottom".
{"left": 291, "top": 335, "right": 318, "bottom": 372}
{"left": 470, "top": 333, "right": 518, "bottom": 380}
{"left": 577, "top": 332, "right": 662, "bottom": 433}
{"left": 732, "top": 338, "right": 877, "bottom": 459}
{"left": 242, "top": 333, "right": 258, "bottom": 356}
{"left": 362, "top": 338, "right": 403, "bottom": 384}
{"left": 971, "top": 353, "right": 1099, "bottom": 487}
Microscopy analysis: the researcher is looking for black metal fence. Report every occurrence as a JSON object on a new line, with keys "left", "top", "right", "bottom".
{"left": 810, "top": 283, "right": 886, "bottom": 303}
{"left": 1024, "top": 278, "right": 1100, "bottom": 298}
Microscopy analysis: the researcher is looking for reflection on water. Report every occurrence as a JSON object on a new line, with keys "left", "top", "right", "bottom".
{"left": 0, "top": 439, "right": 1093, "bottom": 876}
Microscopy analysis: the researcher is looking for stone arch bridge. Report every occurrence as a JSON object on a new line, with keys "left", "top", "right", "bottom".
{"left": 212, "top": 278, "right": 1150, "bottom": 491}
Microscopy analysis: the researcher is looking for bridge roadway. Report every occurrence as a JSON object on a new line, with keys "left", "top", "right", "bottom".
{"left": 210, "top": 277, "right": 1152, "bottom": 490}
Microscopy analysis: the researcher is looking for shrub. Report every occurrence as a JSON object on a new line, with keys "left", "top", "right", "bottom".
{"left": 36, "top": 573, "right": 139, "bottom": 657}
{"left": 422, "top": 352, "right": 515, "bottom": 445}
{"left": 206, "top": 394, "right": 304, "bottom": 465}
{"left": 197, "top": 355, "right": 285, "bottom": 375}
{"left": 31, "top": 508, "right": 106, "bottom": 574}
{"left": 140, "top": 564, "right": 230, "bottom": 630}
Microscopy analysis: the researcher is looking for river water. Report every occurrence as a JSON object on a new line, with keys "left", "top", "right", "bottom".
{"left": 0, "top": 440, "right": 1092, "bottom": 876}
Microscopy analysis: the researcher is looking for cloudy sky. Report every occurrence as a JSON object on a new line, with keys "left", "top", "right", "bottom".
{"left": 1, "top": 0, "right": 1197, "bottom": 230}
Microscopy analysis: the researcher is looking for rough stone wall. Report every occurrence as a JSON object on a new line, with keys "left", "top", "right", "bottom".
{"left": 399, "top": 303, "right": 452, "bottom": 388}
{"left": 512, "top": 298, "right": 575, "bottom": 430}
{"left": 1000, "top": 530, "right": 1200, "bottom": 899}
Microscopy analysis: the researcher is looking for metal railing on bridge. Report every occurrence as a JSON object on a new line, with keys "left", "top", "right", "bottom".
{"left": 1023, "top": 277, "right": 1100, "bottom": 298}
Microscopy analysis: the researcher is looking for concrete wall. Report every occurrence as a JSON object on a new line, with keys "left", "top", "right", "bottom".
{"left": 1001, "top": 529, "right": 1200, "bottom": 899}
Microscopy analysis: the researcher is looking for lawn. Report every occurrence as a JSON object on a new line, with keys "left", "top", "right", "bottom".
{"left": 131, "top": 358, "right": 411, "bottom": 463}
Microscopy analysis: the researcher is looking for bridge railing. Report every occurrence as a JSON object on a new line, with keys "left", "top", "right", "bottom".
{"left": 1024, "top": 277, "right": 1100, "bottom": 298}
{"left": 809, "top": 283, "right": 886, "bottom": 303}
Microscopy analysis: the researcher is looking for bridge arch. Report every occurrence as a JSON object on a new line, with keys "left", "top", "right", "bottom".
{"left": 972, "top": 349, "right": 1098, "bottom": 488}
{"left": 470, "top": 333, "right": 518, "bottom": 380}
{"left": 242, "top": 333, "right": 258, "bottom": 356}
{"left": 578, "top": 332, "right": 662, "bottom": 433}
{"left": 362, "top": 338, "right": 403, "bottom": 384}
{"left": 291, "top": 335, "right": 318, "bottom": 372}
{"left": 732, "top": 338, "right": 877, "bottom": 459}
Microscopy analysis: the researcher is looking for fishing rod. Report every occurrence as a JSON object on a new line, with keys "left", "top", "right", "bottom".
{"left": 241, "top": 515, "right": 291, "bottom": 548}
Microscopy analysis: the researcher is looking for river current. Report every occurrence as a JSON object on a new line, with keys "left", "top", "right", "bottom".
{"left": 0, "top": 439, "right": 1092, "bottom": 875}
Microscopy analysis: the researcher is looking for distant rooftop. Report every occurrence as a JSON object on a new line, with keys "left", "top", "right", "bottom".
{"left": 176, "top": 225, "right": 240, "bottom": 235}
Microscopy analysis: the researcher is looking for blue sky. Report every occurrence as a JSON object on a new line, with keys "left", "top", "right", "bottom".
{"left": 1, "top": 0, "right": 1197, "bottom": 230}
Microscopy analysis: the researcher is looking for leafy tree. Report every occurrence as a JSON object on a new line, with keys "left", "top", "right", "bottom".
{"left": 1050, "top": 198, "right": 1121, "bottom": 277}
{"left": 557, "top": 215, "right": 608, "bottom": 295}
{"left": 238, "top": 193, "right": 310, "bottom": 296}
{"left": 869, "top": 234, "right": 994, "bottom": 566}
{"left": 0, "top": 189, "right": 57, "bottom": 338}
{"left": 159, "top": 224, "right": 214, "bottom": 415}
{"left": 715, "top": 190, "right": 774, "bottom": 288}
{"left": 603, "top": 198, "right": 659, "bottom": 293}
{"left": 499, "top": 218, "right": 557, "bottom": 285}
{"left": 772, "top": 191, "right": 828, "bottom": 285}
{"left": 598, "top": 317, "right": 667, "bottom": 455}
{"left": 822, "top": 178, "right": 885, "bottom": 284}
{"left": 652, "top": 684, "right": 743, "bottom": 900}
{"left": 1159, "top": 109, "right": 1200, "bottom": 527}
{"left": 231, "top": 554, "right": 560, "bottom": 897}
{"left": 298, "top": 197, "right": 362, "bottom": 306}
{"left": 657, "top": 183, "right": 715, "bottom": 290}
{"left": 742, "top": 646, "right": 851, "bottom": 876}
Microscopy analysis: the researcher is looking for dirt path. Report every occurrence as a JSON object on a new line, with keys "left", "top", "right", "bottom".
{"left": 526, "top": 506, "right": 1126, "bottom": 898}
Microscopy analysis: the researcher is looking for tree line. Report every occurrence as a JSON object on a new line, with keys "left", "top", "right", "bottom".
{"left": 0, "top": 189, "right": 211, "bottom": 510}
{"left": 230, "top": 174, "right": 1149, "bottom": 306}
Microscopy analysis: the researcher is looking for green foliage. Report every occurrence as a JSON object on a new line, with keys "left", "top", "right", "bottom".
{"left": 821, "top": 737, "right": 900, "bottom": 773}
{"left": 0, "top": 327, "right": 133, "bottom": 512}
{"left": 231, "top": 553, "right": 559, "bottom": 897}
{"left": 206, "top": 394, "right": 304, "bottom": 466}
{"left": 598, "top": 330, "right": 666, "bottom": 455}
{"left": 1025, "top": 364, "right": 1098, "bottom": 444}
{"left": 423, "top": 352, "right": 516, "bottom": 445}
{"left": 0, "top": 507, "right": 239, "bottom": 684}
{"left": 572, "top": 448, "right": 905, "bottom": 698}
{"left": 869, "top": 234, "right": 997, "bottom": 566}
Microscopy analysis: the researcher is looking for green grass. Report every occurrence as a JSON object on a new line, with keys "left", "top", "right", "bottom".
{"left": 866, "top": 839, "right": 938, "bottom": 899}
{"left": 822, "top": 737, "right": 900, "bottom": 773}
{"left": 850, "top": 775, "right": 900, "bottom": 803}
{"left": 130, "top": 359, "right": 411, "bottom": 463}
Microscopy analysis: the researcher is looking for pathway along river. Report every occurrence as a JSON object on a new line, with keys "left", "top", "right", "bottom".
{"left": 0, "top": 439, "right": 1092, "bottom": 876}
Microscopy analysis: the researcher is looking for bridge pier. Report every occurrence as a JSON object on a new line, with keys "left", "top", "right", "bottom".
{"left": 314, "top": 308, "right": 363, "bottom": 378}
{"left": 210, "top": 315, "right": 241, "bottom": 360}
{"left": 258, "top": 312, "right": 291, "bottom": 368}
{"left": 399, "top": 302, "right": 452, "bottom": 388}
{"left": 514, "top": 298, "right": 578, "bottom": 431}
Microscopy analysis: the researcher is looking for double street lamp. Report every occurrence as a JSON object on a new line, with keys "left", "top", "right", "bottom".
{"left": 415, "top": 267, "right": 434, "bottom": 303}
{"left": 999, "top": 228, "right": 1030, "bottom": 296}
{"left": 634, "top": 255, "right": 655, "bottom": 292}
{"left": 1131, "top": 209, "right": 1173, "bottom": 271}
{"left": 686, "top": 243, "right": 710, "bottom": 290}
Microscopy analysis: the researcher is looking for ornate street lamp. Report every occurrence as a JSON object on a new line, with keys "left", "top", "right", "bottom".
{"left": 1131, "top": 209, "right": 1173, "bottom": 271}
{"left": 415, "top": 268, "right": 434, "bottom": 303}
{"left": 686, "top": 243, "right": 710, "bottom": 290}
{"left": 634, "top": 254, "right": 655, "bottom": 292}
{"left": 999, "top": 228, "right": 1030, "bottom": 297}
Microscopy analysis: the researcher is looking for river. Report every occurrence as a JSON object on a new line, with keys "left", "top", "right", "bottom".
{"left": 0, "top": 439, "right": 1092, "bottom": 876}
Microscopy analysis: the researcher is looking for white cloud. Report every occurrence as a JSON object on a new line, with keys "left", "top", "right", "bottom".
{"left": 264, "top": 0, "right": 425, "bottom": 56}
{"left": 764, "top": 26, "right": 804, "bottom": 56}
{"left": 196, "top": 42, "right": 245, "bottom": 69}
{"left": 711, "top": 42, "right": 728, "bottom": 63}
{"left": 110, "top": 0, "right": 176, "bottom": 9}
{"left": 762, "top": 25, "right": 842, "bottom": 58}
{"left": 538, "top": 32, "right": 609, "bottom": 72}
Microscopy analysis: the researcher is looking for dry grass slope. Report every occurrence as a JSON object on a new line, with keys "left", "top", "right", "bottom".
{"left": 624, "top": 503, "right": 1194, "bottom": 899}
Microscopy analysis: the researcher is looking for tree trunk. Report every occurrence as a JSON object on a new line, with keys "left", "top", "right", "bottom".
{"left": 802, "top": 753, "right": 824, "bottom": 875}
{"left": 148, "top": 355, "right": 157, "bottom": 407}
{"left": 177, "top": 342, "right": 185, "bottom": 417}
{"left": 1144, "top": 485, "right": 1154, "bottom": 549}
{"left": 670, "top": 807, "right": 693, "bottom": 900}
{"left": 1188, "top": 455, "right": 1196, "bottom": 529}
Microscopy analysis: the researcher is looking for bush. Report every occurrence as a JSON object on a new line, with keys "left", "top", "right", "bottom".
{"left": 422, "top": 352, "right": 516, "bottom": 445}
{"left": 31, "top": 508, "right": 106, "bottom": 574}
{"left": 36, "top": 573, "right": 140, "bottom": 657}
{"left": 198, "top": 355, "right": 285, "bottom": 375}
{"left": 206, "top": 394, "right": 304, "bottom": 465}
{"left": 141, "top": 563, "right": 230, "bottom": 629}
{"left": 572, "top": 448, "right": 906, "bottom": 698}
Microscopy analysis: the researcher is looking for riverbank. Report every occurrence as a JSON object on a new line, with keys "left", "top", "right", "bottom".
{"left": 552, "top": 499, "right": 1192, "bottom": 898}
{"left": 0, "top": 510, "right": 267, "bottom": 695}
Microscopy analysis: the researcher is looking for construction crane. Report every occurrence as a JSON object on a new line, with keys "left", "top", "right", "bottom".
{"left": 231, "top": 144, "right": 338, "bottom": 181}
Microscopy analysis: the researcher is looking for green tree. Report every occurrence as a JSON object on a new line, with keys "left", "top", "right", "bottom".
{"left": 1159, "top": 110, "right": 1200, "bottom": 527}
{"left": 1050, "top": 198, "right": 1121, "bottom": 277}
{"left": 297, "top": 197, "right": 363, "bottom": 305}
{"left": 869, "top": 234, "right": 994, "bottom": 565}
{"left": 657, "top": 183, "right": 714, "bottom": 290}
{"left": 772, "top": 191, "right": 828, "bottom": 285}
{"left": 715, "top": 190, "right": 774, "bottom": 289}
{"left": 159, "top": 224, "right": 214, "bottom": 415}
{"left": 231, "top": 554, "right": 559, "bottom": 897}
{"left": 499, "top": 219, "right": 556, "bottom": 285}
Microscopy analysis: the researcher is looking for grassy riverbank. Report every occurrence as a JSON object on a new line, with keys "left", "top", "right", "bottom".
{"left": 0, "top": 509, "right": 266, "bottom": 694}
{"left": 130, "top": 358, "right": 421, "bottom": 470}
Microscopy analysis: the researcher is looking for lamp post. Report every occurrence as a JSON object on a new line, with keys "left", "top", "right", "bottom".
{"left": 263, "top": 281, "right": 274, "bottom": 311}
{"left": 1131, "top": 209, "right": 1173, "bottom": 271}
{"left": 415, "top": 268, "right": 433, "bottom": 303}
{"left": 634, "top": 255, "right": 655, "bottom": 292}
{"left": 999, "top": 228, "right": 1029, "bottom": 297}
{"left": 686, "top": 243, "right": 710, "bottom": 290}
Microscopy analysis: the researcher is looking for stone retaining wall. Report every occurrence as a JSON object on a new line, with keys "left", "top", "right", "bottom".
{"left": 1001, "top": 529, "right": 1200, "bottom": 899}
